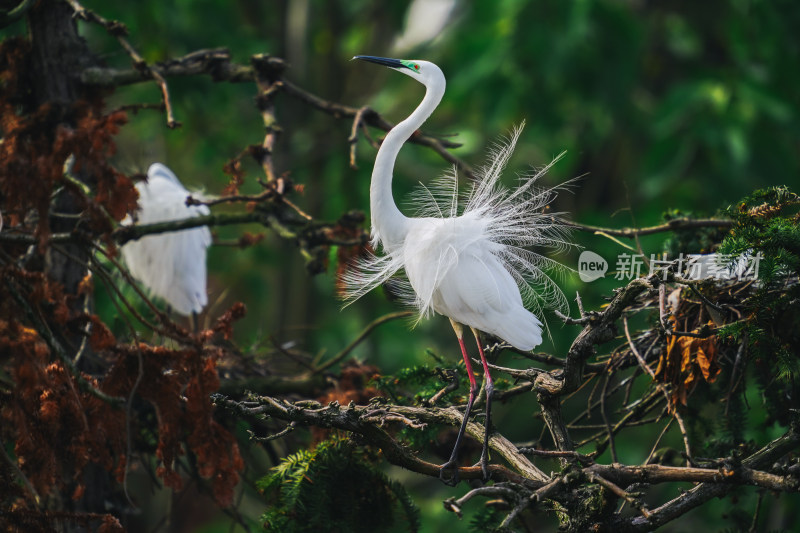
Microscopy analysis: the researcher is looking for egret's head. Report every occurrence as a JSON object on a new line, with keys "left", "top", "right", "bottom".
{"left": 353, "top": 55, "right": 443, "bottom": 86}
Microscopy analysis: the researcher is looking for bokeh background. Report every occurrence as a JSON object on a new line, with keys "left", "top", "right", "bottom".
{"left": 13, "top": 0, "right": 798, "bottom": 530}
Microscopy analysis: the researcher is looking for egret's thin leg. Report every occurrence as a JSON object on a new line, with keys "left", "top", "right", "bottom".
{"left": 471, "top": 327, "right": 493, "bottom": 480}
{"left": 439, "top": 319, "right": 479, "bottom": 486}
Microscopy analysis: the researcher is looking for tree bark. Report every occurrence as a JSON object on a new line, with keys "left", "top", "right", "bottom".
{"left": 26, "top": 0, "right": 114, "bottom": 523}
{"left": 29, "top": 0, "right": 98, "bottom": 298}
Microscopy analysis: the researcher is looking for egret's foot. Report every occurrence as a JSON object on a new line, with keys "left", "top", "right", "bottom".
{"left": 473, "top": 453, "right": 490, "bottom": 481}
{"left": 439, "top": 459, "right": 461, "bottom": 486}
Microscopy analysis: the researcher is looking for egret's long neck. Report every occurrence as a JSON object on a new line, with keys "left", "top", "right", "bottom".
{"left": 371, "top": 77, "right": 445, "bottom": 250}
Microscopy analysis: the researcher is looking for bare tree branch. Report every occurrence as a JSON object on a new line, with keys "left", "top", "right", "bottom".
{"left": 567, "top": 217, "right": 734, "bottom": 239}
{"left": 79, "top": 48, "right": 477, "bottom": 180}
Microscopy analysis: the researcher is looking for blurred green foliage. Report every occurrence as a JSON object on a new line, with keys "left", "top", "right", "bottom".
{"left": 6, "top": 0, "right": 798, "bottom": 530}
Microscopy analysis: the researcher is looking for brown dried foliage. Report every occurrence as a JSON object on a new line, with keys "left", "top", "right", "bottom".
{"left": 222, "top": 158, "right": 245, "bottom": 195}
{"left": 0, "top": 38, "right": 137, "bottom": 251}
{"left": 238, "top": 231, "right": 266, "bottom": 248}
{"left": 745, "top": 201, "right": 782, "bottom": 220}
{"left": 102, "top": 336, "right": 245, "bottom": 505}
{"left": 655, "top": 319, "right": 721, "bottom": 408}
{"left": 0, "top": 38, "right": 245, "bottom": 518}
{"left": 0, "top": 268, "right": 124, "bottom": 499}
{"left": 1, "top": 289, "right": 247, "bottom": 507}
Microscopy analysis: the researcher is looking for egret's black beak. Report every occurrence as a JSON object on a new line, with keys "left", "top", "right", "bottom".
{"left": 353, "top": 55, "right": 404, "bottom": 69}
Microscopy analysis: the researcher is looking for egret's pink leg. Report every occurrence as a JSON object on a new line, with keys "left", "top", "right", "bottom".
{"left": 471, "top": 327, "right": 493, "bottom": 479}
{"left": 439, "top": 320, "right": 479, "bottom": 486}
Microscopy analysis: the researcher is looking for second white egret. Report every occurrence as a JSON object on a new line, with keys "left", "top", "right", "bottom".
{"left": 121, "top": 163, "right": 212, "bottom": 317}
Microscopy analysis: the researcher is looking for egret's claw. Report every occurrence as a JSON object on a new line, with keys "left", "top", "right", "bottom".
{"left": 474, "top": 454, "right": 490, "bottom": 481}
{"left": 439, "top": 459, "right": 460, "bottom": 486}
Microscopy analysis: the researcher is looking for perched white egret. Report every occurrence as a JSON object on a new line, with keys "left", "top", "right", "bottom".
{"left": 120, "top": 163, "right": 212, "bottom": 317}
{"left": 344, "top": 56, "right": 570, "bottom": 484}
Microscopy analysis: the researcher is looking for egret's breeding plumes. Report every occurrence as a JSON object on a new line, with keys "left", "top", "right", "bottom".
{"left": 344, "top": 56, "right": 571, "bottom": 485}
{"left": 120, "top": 163, "right": 212, "bottom": 317}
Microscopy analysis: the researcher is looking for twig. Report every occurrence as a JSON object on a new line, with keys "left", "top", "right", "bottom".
{"left": 348, "top": 106, "right": 371, "bottom": 169}
{"left": 484, "top": 360, "right": 548, "bottom": 380}
{"left": 517, "top": 447, "right": 594, "bottom": 465}
{"left": 0, "top": 0, "right": 34, "bottom": 27}
{"left": 537, "top": 391, "right": 573, "bottom": 454}
{"left": 555, "top": 309, "right": 593, "bottom": 326}
{"left": 444, "top": 484, "right": 523, "bottom": 518}
{"left": 623, "top": 316, "right": 655, "bottom": 379}
{"left": 361, "top": 409, "right": 427, "bottom": 429}
{"left": 91, "top": 244, "right": 181, "bottom": 339}
{"left": 724, "top": 334, "right": 748, "bottom": 416}
{"left": 251, "top": 56, "right": 283, "bottom": 185}
{"left": 589, "top": 462, "right": 799, "bottom": 493}
{"left": 749, "top": 491, "right": 764, "bottom": 533}
{"left": 186, "top": 190, "right": 272, "bottom": 207}
{"left": 123, "top": 349, "right": 144, "bottom": 509}
{"left": 316, "top": 311, "right": 413, "bottom": 372}
{"left": 249, "top": 422, "right": 297, "bottom": 442}
{"left": 566, "top": 218, "right": 733, "bottom": 239}
{"left": 581, "top": 389, "right": 663, "bottom": 450}
{"left": 5, "top": 278, "right": 124, "bottom": 406}
{"left": 575, "top": 291, "right": 586, "bottom": 317}
{"left": 623, "top": 315, "right": 693, "bottom": 462}
{"left": 643, "top": 419, "right": 673, "bottom": 465}
{"left": 600, "top": 374, "right": 618, "bottom": 463}
{"left": 0, "top": 434, "right": 40, "bottom": 506}
{"left": 569, "top": 415, "right": 663, "bottom": 431}
{"left": 425, "top": 368, "right": 459, "bottom": 406}
{"left": 588, "top": 471, "right": 651, "bottom": 518}
{"left": 113, "top": 212, "right": 266, "bottom": 246}
{"left": 658, "top": 283, "right": 669, "bottom": 331}
{"left": 678, "top": 278, "right": 726, "bottom": 313}
{"left": 66, "top": 0, "right": 180, "bottom": 128}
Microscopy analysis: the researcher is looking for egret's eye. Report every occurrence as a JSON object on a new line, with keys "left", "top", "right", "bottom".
{"left": 399, "top": 59, "right": 420, "bottom": 72}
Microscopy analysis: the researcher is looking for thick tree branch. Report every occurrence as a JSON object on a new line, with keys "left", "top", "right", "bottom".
{"left": 615, "top": 418, "right": 800, "bottom": 532}
{"left": 213, "top": 394, "right": 549, "bottom": 484}
{"left": 588, "top": 463, "right": 798, "bottom": 493}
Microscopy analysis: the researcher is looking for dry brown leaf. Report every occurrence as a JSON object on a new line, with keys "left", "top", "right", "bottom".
{"left": 657, "top": 320, "right": 720, "bottom": 407}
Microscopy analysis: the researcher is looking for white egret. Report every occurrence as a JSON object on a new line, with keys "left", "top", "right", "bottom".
{"left": 120, "top": 163, "right": 212, "bottom": 318}
{"left": 344, "top": 56, "right": 570, "bottom": 484}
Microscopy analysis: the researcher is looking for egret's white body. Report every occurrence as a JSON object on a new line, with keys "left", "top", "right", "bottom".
{"left": 344, "top": 58, "right": 568, "bottom": 347}
{"left": 402, "top": 211, "right": 543, "bottom": 350}
{"left": 346, "top": 56, "right": 569, "bottom": 484}
{"left": 120, "top": 163, "right": 212, "bottom": 316}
